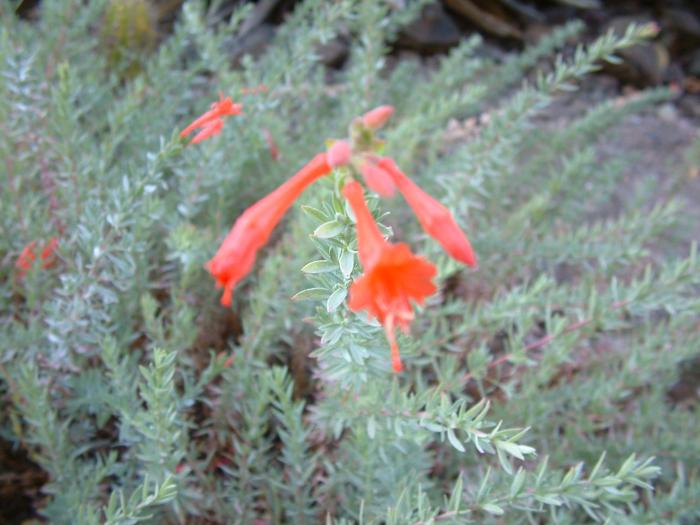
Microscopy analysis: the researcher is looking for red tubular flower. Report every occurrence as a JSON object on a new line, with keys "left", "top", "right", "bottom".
{"left": 262, "top": 128, "right": 280, "bottom": 161}
{"left": 343, "top": 181, "right": 437, "bottom": 372}
{"left": 379, "top": 157, "right": 477, "bottom": 268}
{"left": 180, "top": 94, "right": 242, "bottom": 143}
{"left": 207, "top": 153, "right": 333, "bottom": 306}
{"left": 16, "top": 237, "right": 59, "bottom": 278}
{"left": 190, "top": 118, "right": 224, "bottom": 144}
{"left": 361, "top": 105, "right": 395, "bottom": 130}
{"left": 358, "top": 157, "right": 396, "bottom": 197}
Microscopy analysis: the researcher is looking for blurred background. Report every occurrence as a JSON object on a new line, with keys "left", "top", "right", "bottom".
{"left": 3, "top": 1, "right": 699, "bottom": 523}
{"left": 14, "top": 0, "right": 700, "bottom": 99}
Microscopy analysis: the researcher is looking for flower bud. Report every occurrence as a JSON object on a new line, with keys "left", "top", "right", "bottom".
{"left": 359, "top": 160, "right": 396, "bottom": 197}
{"left": 361, "top": 105, "right": 394, "bottom": 130}
{"left": 327, "top": 140, "right": 352, "bottom": 168}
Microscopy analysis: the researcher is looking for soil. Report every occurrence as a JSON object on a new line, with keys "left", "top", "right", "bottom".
{"left": 538, "top": 75, "right": 700, "bottom": 404}
{"left": 541, "top": 75, "right": 699, "bottom": 245}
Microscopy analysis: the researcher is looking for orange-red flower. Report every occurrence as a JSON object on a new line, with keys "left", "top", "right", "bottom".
{"left": 343, "top": 180, "right": 437, "bottom": 372}
{"left": 379, "top": 157, "right": 477, "bottom": 268}
{"left": 180, "top": 94, "right": 242, "bottom": 144}
{"left": 358, "top": 156, "right": 396, "bottom": 197}
{"left": 207, "top": 153, "right": 333, "bottom": 306}
{"left": 16, "top": 237, "right": 59, "bottom": 278}
{"left": 190, "top": 118, "right": 224, "bottom": 144}
{"left": 344, "top": 105, "right": 476, "bottom": 268}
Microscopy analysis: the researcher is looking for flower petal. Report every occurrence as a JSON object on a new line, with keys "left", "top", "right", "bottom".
{"left": 191, "top": 118, "right": 224, "bottom": 144}
{"left": 380, "top": 157, "right": 477, "bottom": 267}
{"left": 359, "top": 160, "right": 396, "bottom": 197}
{"left": 342, "top": 181, "right": 386, "bottom": 267}
{"left": 208, "top": 153, "right": 333, "bottom": 305}
{"left": 180, "top": 95, "right": 241, "bottom": 140}
{"left": 343, "top": 181, "right": 438, "bottom": 372}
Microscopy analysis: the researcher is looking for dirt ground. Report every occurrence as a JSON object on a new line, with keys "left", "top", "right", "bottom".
{"left": 537, "top": 74, "right": 699, "bottom": 247}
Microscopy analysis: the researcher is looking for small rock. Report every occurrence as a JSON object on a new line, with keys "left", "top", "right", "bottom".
{"left": 604, "top": 17, "right": 670, "bottom": 86}
{"left": 397, "top": 3, "right": 462, "bottom": 53}
{"left": 227, "top": 23, "right": 276, "bottom": 64}
{"left": 14, "top": 0, "right": 40, "bottom": 19}
{"left": 688, "top": 49, "right": 700, "bottom": 77}
{"left": 662, "top": 7, "right": 700, "bottom": 42}
{"left": 445, "top": 0, "right": 522, "bottom": 39}
{"left": 523, "top": 23, "right": 551, "bottom": 44}
{"left": 677, "top": 92, "right": 700, "bottom": 119}
{"left": 316, "top": 37, "right": 349, "bottom": 67}
{"left": 150, "top": 0, "right": 185, "bottom": 28}
{"left": 238, "top": 0, "right": 279, "bottom": 37}
{"left": 657, "top": 102, "right": 678, "bottom": 122}
{"left": 684, "top": 75, "right": 700, "bottom": 93}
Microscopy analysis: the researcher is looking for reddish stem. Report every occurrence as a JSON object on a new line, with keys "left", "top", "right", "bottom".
{"left": 462, "top": 300, "right": 631, "bottom": 384}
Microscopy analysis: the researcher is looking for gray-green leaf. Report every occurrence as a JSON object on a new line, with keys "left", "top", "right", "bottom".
{"left": 326, "top": 287, "right": 347, "bottom": 312}
{"left": 301, "top": 260, "right": 337, "bottom": 274}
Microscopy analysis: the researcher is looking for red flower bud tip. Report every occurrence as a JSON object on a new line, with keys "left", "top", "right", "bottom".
{"left": 16, "top": 237, "right": 59, "bottom": 278}
{"left": 241, "top": 84, "right": 268, "bottom": 95}
{"left": 207, "top": 153, "right": 333, "bottom": 306}
{"left": 359, "top": 159, "right": 396, "bottom": 197}
{"left": 211, "top": 457, "right": 228, "bottom": 470}
{"left": 15, "top": 243, "right": 37, "bottom": 273}
{"left": 327, "top": 140, "right": 351, "bottom": 168}
{"left": 385, "top": 315, "right": 404, "bottom": 373}
{"left": 380, "top": 157, "right": 477, "bottom": 268}
{"left": 343, "top": 181, "right": 437, "bottom": 373}
{"left": 217, "top": 351, "right": 234, "bottom": 367}
{"left": 40, "top": 237, "right": 58, "bottom": 263}
{"left": 263, "top": 128, "right": 280, "bottom": 161}
{"left": 175, "top": 463, "right": 186, "bottom": 474}
{"left": 180, "top": 94, "right": 242, "bottom": 144}
{"left": 361, "top": 105, "right": 395, "bottom": 130}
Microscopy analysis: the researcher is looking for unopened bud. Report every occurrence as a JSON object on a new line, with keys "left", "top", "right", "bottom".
{"left": 359, "top": 160, "right": 396, "bottom": 197}
{"left": 361, "top": 105, "right": 395, "bottom": 130}
{"left": 327, "top": 140, "right": 352, "bottom": 168}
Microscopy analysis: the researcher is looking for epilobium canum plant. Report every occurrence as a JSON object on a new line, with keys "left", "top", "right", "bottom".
{"left": 1, "top": 1, "right": 698, "bottom": 523}
{"left": 205, "top": 105, "right": 476, "bottom": 371}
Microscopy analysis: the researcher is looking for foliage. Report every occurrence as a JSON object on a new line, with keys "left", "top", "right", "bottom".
{"left": 0, "top": 1, "right": 697, "bottom": 524}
